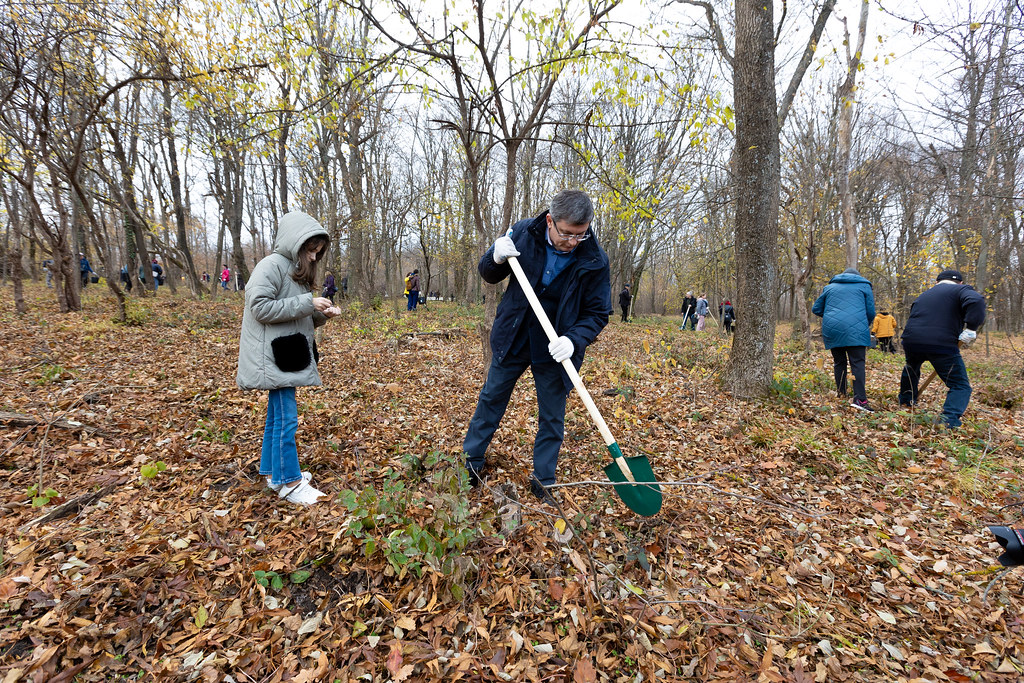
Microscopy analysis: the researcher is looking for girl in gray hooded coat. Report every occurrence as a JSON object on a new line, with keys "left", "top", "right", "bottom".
{"left": 237, "top": 211, "right": 340, "bottom": 505}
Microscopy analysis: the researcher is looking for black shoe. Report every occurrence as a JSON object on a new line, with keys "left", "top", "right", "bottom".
{"left": 465, "top": 462, "right": 487, "bottom": 488}
{"left": 530, "top": 479, "right": 557, "bottom": 505}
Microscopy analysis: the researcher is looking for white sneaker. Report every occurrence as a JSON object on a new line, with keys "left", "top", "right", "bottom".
{"left": 266, "top": 471, "right": 312, "bottom": 492}
{"left": 278, "top": 479, "right": 326, "bottom": 506}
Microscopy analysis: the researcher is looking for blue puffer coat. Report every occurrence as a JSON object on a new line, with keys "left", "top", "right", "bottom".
{"left": 812, "top": 271, "right": 876, "bottom": 349}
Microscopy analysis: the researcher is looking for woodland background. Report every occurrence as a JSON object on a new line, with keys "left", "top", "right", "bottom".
{"left": 3, "top": 0, "right": 1024, "bottom": 680}
{"left": 1, "top": 0, "right": 1023, "bottom": 394}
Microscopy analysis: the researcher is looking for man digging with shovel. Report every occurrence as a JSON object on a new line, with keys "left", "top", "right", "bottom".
{"left": 462, "top": 190, "right": 611, "bottom": 505}
{"left": 898, "top": 268, "right": 986, "bottom": 429}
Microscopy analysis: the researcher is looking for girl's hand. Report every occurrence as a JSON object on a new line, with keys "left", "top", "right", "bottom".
{"left": 312, "top": 297, "right": 333, "bottom": 312}
{"left": 325, "top": 306, "right": 342, "bottom": 318}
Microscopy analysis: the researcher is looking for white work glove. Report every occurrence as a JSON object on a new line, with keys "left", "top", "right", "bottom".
{"left": 492, "top": 235, "right": 520, "bottom": 264}
{"left": 958, "top": 329, "right": 977, "bottom": 345}
{"left": 548, "top": 336, "right": 574, "bottom": 363}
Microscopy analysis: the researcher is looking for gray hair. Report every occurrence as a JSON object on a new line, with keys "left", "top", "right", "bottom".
{"left": 549, "top": 190, "right": 594, "bottom": 226}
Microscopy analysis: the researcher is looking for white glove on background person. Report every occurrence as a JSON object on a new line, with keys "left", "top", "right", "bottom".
{"left": 958, "top": 329, "right": 977, "bottom": 345}
{"left": 492, "top": 235, "right": 520, "bottom": 264}
{"left": 548, "top": 336, "right": 573, "bottom": 363}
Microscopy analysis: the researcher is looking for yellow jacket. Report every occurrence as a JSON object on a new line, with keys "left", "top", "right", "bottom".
{"left": 871, "top": 313, "right": 897, "bottom": 338}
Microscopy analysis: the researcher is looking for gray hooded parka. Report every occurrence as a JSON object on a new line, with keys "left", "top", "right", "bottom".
{"left": 236, "top": 212, "right": 328, "bottom": 391}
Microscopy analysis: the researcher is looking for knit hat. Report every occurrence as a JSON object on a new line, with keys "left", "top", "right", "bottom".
{"left": 936, "top": 269, "right": 963, "bottom": 283}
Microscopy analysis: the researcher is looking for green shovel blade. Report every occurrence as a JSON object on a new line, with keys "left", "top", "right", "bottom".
{"left": 602, "top": 444, "right": 662, "bottom": 517}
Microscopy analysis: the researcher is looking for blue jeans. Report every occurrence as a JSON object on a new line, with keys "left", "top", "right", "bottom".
{"left": 260, "top": 388, "right": 302, "bottom": 486}
{"left": 407, "top": 291, "right": 419, "bottom": 310}
{"left": 899, "top": 350, "right": 971, "bottom": 428}
{"left": 463, "top": 348, "right": 567, "bottom": 486}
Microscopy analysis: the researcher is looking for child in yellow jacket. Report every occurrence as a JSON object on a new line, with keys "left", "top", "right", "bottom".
{"left": 871, "top": 311, "right": 898, "bottom": 354}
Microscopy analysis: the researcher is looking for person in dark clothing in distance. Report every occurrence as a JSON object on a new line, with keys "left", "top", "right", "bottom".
{"left": 720, "top": 300, "right": 736, "bottom": 334}
{"left": 680, "top": 291, "right": 697, "bottom": 330}
{"left": 79, "top": 253, "right": 94, "bottom": 288}
{"left": 463, "top": 190, "right": 611, "bottom": 505}
{"left": 898, "top": 269, "right": 985, "bottom": 429}
{"left": 618, "top": 283, "right": 632, "bottom": 322}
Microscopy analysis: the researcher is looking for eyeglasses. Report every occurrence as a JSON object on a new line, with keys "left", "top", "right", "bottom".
{"left": 551, "top": 219, "right": 591, "bottom": 242}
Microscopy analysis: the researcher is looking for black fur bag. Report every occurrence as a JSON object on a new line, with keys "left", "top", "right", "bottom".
{"left": 271, "top": 333, "right": 312, "bottom": 372}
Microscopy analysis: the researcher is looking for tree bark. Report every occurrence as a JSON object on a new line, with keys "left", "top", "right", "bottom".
{"left": 724, "top": 0, "right": 780, "bottom": 397}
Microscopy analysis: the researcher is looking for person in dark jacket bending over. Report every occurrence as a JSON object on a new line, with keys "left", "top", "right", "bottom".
{"left": 618, "top": 283, "right": 632, "bottom": 322}
{"left": 899, "top": 269, "right": 985, "bottom": 429}
{"left": 463, "top": 190, "right": 611, "bottom": 504}
{"left": 812, "top": 268, "right": 876, "bottom": 412}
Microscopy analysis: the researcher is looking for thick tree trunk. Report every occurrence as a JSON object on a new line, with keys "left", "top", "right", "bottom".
{"left": 724, "top": 0, "right": 780, "bottom": 397}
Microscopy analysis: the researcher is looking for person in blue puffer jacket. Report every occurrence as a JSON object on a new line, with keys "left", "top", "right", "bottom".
{"left": 812, "top": 267, "right": 876, "bottom": 412}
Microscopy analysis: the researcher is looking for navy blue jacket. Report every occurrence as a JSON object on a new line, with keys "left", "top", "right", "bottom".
{"left": 812, "top": 272, "right": 875, "bottom": 349}
{"left": 902, "top": 282, "right": 986, "bottom": 353}
{"left": 480, "top": 211, "right": 611, "bottom": 393}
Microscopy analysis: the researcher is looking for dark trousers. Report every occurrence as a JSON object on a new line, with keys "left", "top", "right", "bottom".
{"left": 407, "top": 290, "right": 419, "bottom": 310}
{"left": 877, "top": 336, "right": 895, "bottom": 353}
{"left": 463, "top": 347, "right": 567, "bottom": 486}
{"left": 830, "top": 346, "right": 866, "bottom": 402}
{"left": 620, "top": 306, "right": 629, "bottom": 322}
{"left": 899, "top": 350, "right": 971, "bottom": 428}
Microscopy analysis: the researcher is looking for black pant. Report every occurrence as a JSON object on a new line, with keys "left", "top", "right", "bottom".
{"left": 831, "top": 346, "right": 866, "bottom": 402}
{"left": 878, "top": 336, "right": 895, "bottom": 353}
{"left": 620, "top": 306, "right": 629, "bottom": 322}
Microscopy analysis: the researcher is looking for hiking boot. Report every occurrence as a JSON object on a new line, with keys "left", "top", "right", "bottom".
{"left": 530, "top": 479, "right": 558, "bottom": 505}
{"left": 850, "top": 399, "right": 874, "bottom": 413}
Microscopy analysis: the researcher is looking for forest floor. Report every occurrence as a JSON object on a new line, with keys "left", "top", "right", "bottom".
{"left": 1, "top": 283, "right": 1024, "bottom": 683}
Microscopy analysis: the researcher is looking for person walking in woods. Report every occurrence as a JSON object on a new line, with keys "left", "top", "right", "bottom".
{"left": 151, "top": 257, "right": 164, "bottom": 293}
{"left": 812, "top": 267, "right": 876, "bottom": 412}
{"left": 237, "top": 211, "right": 342, "bottom": 506}
{"left": 120, "top": 265, "right": 133, "bottom": 293}
{"left": 463, "top": 190, "right": 611, "bottom": 504}
{"left": 221, "top": 265, "right": 230, "bottom": 290}
{"left": 322, "top": 271, "right": 337, "bottom": 303}
{"left": 618, "top": 283, "right": 632, "bottom": 322}
{"left": 406, "top": 269, "right": 421, "bottom": 311}
{"left": 79, "top": 253, "right": 94, "bottom": 288}
{"left": 202, "top": 271, "right": 210, "bottom": 283}
{"left": 42, "top": 259, "right": 54, "bottom": 288}
{"left": 720, "top": 300, "right": 736, "bottom": 334}
{"left": 898, "top": 269, "right": 985, "bottom": 429}
{"left": 871, "top": 309, "right": 898, "bottom": 354}
{"left": 695, "top": 293, "right": 709, "bottom": 331}
{"left": 680, "top": 291, "right": 697, "bottom": 330}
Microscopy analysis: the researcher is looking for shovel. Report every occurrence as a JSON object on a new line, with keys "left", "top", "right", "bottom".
{"left": 505, "top": 251, "right": 662, "bottom": 516}
{"left": 917, "top": 340, "right": 967, "bottom": 394}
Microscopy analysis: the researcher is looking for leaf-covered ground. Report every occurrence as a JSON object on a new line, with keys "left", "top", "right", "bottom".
{"left": 2, "top": 284, "right": 1023, "bottom": 682}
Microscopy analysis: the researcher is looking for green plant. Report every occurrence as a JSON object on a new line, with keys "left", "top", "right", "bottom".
{"left": 192, "top": 419, "right": 232, "bottom": 443}
{"left": 769, "top": 375, "right": 801, "bottom": 404}
{"left": 27, "top": 484, "right": 60, "bottom": 507}
{"left": 119, "top": 301, "right": 151, "bottom": 327}
{"left": 254, "top": 570, "right": 284, "bottom": 591}
{"left": 339, "top": 451, "right": 480, "bottom": 589}
{"left": 34, "top": 363, "right": 67, "bottom": 385}
{"left": 140, "top": 461, "right": 168, "bottom": 479}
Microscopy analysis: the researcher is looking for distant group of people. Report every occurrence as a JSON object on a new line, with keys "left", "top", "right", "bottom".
{"left": 813, "top": 267, "right": 985, "bottom": 428}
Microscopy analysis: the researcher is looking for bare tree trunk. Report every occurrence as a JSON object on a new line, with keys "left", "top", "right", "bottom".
{"left": 724, "top": 0, "right": 780, "bottom": 397}
{"left": 838, "top": 0, "right": 868, "bottom": 270}
{"left": 161, "top": 78, "right": 204, "bottom": 296}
